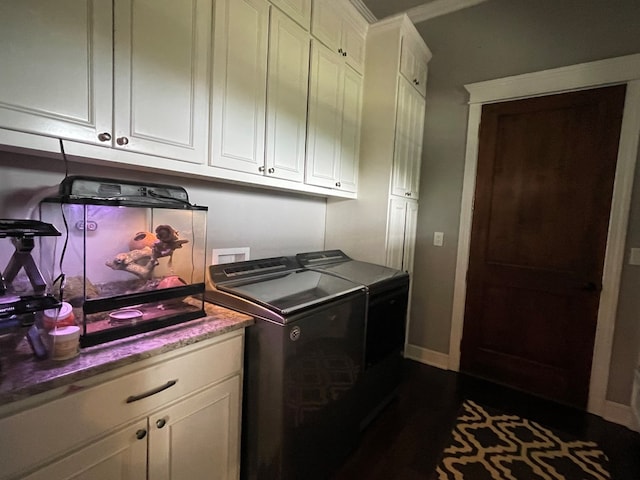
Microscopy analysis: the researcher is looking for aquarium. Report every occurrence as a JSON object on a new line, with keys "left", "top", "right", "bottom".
{"left": 39, "top": 176, "right": 208, "bottom": 347}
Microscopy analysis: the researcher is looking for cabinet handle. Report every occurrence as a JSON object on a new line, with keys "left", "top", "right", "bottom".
{"left": 136, "top": 429, "right": 147, "bottom": 440}
{"left": 126, "top": 379, "right": 178, "bottom": 403}
{"left": 335, "top": 181, "right": 341, "bottom": 187}
{"left": 343, "top": 51, "right": 347, "bottom": 57}
{"left": 98, "top": 132, "right": 111, "bottom": 142}
{"left": 258, "top": 166, "right": 265, "bottom": 172}
{"left": 267, "top": 167, "right": 275, "bottom": 174}
{"left": 156, "top": 418, "right": 167, "bottom": 429}
{"left": 116, "top": 136, "right": 129, "bottom": 146}
{"left": 338, "top": 48, "right": 343, "bottom": 54}
{"left": 405, "top": 192, "right": 412, "bottom": 197}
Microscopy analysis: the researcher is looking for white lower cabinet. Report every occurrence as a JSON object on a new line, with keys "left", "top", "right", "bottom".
{"left": 148, "top": 376, "right": 241, "bottom": 480}
{"left": 0, "top": 331, "right": 244, "bottom": 480}
{"left": 22, "top": 419, "right": 148, "bottom": 480}
{"left": 386, "top": 197, "right": 418, "bottom": 273}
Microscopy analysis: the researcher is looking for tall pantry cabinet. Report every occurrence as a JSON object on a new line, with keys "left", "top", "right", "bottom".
{"left": 325, "top": 14, "right": 431, "bottom": 275}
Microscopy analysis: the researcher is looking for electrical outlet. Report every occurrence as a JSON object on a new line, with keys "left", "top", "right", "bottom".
{"left": 212, "top": 247, "right": 250, "bottom": 265}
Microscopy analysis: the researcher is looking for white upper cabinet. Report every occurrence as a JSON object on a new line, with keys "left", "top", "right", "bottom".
{"left": 210, "top": 0, "right": 269, "bottom": 174}
{"left": 338, "top": 65, "right": 363, "bottom": 192}
{"left": 311, "top": 0, "right": 367, "bottom": 73}
{"left": 0, "top": 0, "right": 113, "bottom": 145}
{"left": 211, "top": 0, "right": 310, "bottom": 183}
{"left": 264, "top": 8, "right": 310, "bottom": 182}
{"left": 270, "top": 0, "right": 311, "bottom": 29}
{"left": 391, "top": 79, "right": 426, "bottom": 199}
{"left": 306, "top": 42, "right": 344, "bottom": 189}
{"left": 113, "top": 0, "right": 212, "bottom": 164}
{"left": 306, "top": 41, "right": 362, "bottom": 193}
{"left": 399, "top": 33, "right": 429, "bottom": 97}
{"left": 0, "top": 0, "right": 212, "bottom": 164}
{"left": 324, "top": 14, "right": 431, "bottom": 271}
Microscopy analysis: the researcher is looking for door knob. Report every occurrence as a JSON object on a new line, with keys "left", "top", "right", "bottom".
{"left": 98, "top": 132, "right": 111, "bottom": 142}
{"left": 156, "top": 418, "right": 167, "bottom": 429}
{"left": 116, "top": 136, "right": 129, "bottom": 146}
{"left": 136, "top": 429, "right": 147, "bottom": 440}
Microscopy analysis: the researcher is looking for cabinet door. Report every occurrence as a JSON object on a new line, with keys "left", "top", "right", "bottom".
{"left": 403, "top": 200, "right": 419, "bottom": 273}
{"left": 399, "top": 35, "right": 427, "bottom": 97}
{"left": 337, "top": 66, "right": 363, "bottom": 193}
{"left": 148, "top": 375, "right": 241, "bottom": 480}
{"left": 407, "top": 88, "right": 426, "bottom": 197}
{"left": 113, "top": 0, "right": 212, "bottom": 164}
{"left": 306, "top": 42, "right": 343, "bottom": 189}
{"left": 386, "top": 198, "right": 408, "bottom": 271}
{"left": 22, "top": 419, "right": 148, "bottom": 480}
{"left": 265, "top": 8, "right": 310, "bottom": 182}
{"left": 391, "top": 79, "right": 425, "bottom": 199}
{"left": 311, "top": 0, "right": 341, "bottom": 53}
{"left": 210, "top": 0, "right": 269, "bottom": 174}
{"left": 270, "top": 0, "right": 311, "bottom": 29}
{"left": 341, "top": 13, "right": 366, "bottom": 74}
{"left": 391, "top": 80, "right": 413, "bottom": 198}
{"left": 0, "top": 0, "right": 112, "bottom": 145}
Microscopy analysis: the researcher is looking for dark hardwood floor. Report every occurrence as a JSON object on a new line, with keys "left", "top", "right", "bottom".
{"left": 332, "top": 359, "right": 640, "bottom": 480}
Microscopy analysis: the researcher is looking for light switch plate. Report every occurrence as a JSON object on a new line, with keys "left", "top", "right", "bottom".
{"left": 433, "top": 232, "right": 444, "bottom": 247}
{"left": 630, "top": 248, "right": 640, "bottom": 266}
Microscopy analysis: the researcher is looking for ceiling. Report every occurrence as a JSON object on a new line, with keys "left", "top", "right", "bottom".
{"left": 352, "top": 0, "right": 490, "bottom": 24}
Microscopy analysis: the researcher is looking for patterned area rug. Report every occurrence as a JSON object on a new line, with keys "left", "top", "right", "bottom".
{"left": 435, "top": 400, "right": 611, "bottom": 479}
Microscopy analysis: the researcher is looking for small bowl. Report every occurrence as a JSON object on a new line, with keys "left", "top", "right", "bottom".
{"left": 109, "top": 309, "right": 143, "bottom": 326}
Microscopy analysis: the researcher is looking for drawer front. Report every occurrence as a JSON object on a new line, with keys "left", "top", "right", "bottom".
{"left": 0, "top": 331, "right": 243, "bottom": 480}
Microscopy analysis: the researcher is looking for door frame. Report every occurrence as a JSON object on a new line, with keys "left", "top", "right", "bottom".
{"left": 449, "top": 53, "right": 640, "bottom": 417}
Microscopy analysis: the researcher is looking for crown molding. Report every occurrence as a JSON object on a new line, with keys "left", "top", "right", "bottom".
{"left": 407, "top": 0, "right": 490, "bottom": 24}
{"left": 348, "top": 0, "right": 378, "bottom": 23}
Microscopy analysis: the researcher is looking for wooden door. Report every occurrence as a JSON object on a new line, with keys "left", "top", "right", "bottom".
{"left": 460, "top": 85, "right": 626, "bottom": 407}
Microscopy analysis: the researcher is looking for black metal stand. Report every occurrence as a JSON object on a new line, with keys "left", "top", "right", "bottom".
{"left": 1, "top": 237, "right": 46, "bottom": 296}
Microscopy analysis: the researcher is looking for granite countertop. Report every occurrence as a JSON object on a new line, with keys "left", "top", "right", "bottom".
{"left": 0, "top": 302, "right": 253, "bottom": 407}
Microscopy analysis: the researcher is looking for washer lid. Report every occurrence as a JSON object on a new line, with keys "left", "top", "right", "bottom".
{"left": 206, "top": 256, "right": 365, "bottom": 323}
{"left": 218, "top": 269, "right": 363, "bottom": 315}
{"left": 297, "top": 250, "right": 409, "bottom": 287}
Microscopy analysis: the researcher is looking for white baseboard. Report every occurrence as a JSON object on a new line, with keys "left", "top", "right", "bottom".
{"left": 404, "top": 344, "right": 449, "bottom": 370}
{"left": 603, "top": 400, "right": 640, "bottom": 432}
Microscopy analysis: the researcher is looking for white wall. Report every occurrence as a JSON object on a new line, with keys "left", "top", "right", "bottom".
{"left": 0, "top": 150, "right": 327, "bottom": 267}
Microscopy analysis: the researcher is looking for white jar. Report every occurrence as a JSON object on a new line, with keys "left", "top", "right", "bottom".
{"left": 48, "top": 325, "right": 80, "bottom": 360}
